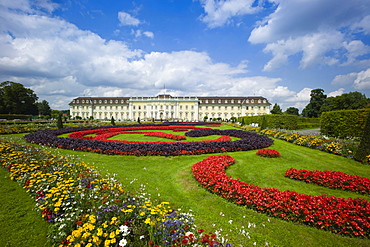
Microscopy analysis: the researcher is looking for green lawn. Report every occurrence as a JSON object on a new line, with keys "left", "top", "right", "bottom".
{"left": 0, "top": 168, "right": 49, "bottom": 247}
{"left": 1, "top": 125, "right": 370, "bottom": 246}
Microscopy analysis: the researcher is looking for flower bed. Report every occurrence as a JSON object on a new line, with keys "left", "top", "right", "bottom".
{"left": 24, "top": 124, "right": 273, "bottom": 156}
{"left": 284, "top": 168, "right": 370, "bottom": 195}
{"left": 0, "top": 140, "right": 230, "bottom": 246}
{"left": 256, "top": 149, "right": 280, "bottom": 158}
{"left": 192, "top": 155, "right": 370, "bottom": 237}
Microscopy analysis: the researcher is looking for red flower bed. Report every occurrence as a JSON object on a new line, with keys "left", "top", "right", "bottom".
{"left": 25, "top": 124, "right": 273, "bottom": 156}
{"left": 192, "top": 155, "right": 370, "bottom": 237}
{"left": 284, "top": 168, "right": 370, "bottom": 195}
{"left": 256, "top": 149, "right": 280, "bottom": 158}
{"left": 69, "top": 128, "right": 231, "bottom": 144}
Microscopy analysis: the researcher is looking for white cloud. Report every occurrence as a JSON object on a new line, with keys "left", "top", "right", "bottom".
{"left": 327, "top": 88, "right": 345, "bottom": 97}
{"left": 199, "top": 0, "right": 260, "bottom": 28}
{"left": 331, "top": 73, "right": 358, "bottom": 86}
{"left": 354, "top": 68, "right": 370, "bottom": 90}
{"left": 131, "top": 30, "right": 154, "bottom": 39}
{"left": 143, "top": 31, "right": 154, "bottom": 39}
{"left": 118, "top": 11, "right": 140, "bottom": 26}
{"left": 248, "top": 0, "right": 370, "bottom": 70}
{"left": 332, "top": 69, "right": 370, "bottom": 91}
{"left": 1, "top": 4, "right": 287, "bottom": 110}
{"left": 351, "top": 15, "right": 370, "bottom": 35}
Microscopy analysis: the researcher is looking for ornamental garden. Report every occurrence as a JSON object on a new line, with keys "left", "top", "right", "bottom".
{"left": 1, "top": 121, "right": 370, "bottom": 246}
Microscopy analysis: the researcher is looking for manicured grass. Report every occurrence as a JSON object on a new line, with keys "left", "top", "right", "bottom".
{"left": 1, "top": 125, "right": 370, "bottom": 246}
{"left": 0, "top": 167, "right": 50, "bottom": 246}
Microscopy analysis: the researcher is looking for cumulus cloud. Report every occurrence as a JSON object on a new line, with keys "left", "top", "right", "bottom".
{"left": 332, "top": 69, "right": 370, "bottom": 91}
{"left": 0, "top": 2, "right": 288, "bottom": 109}
{"left": 132, "top": 30, "right": 154, "bottom": 38}
{"left": 248, "top": 0, "right": 370, "bottom": 70}
{"left": 327, "top": 88, "right": 345, "bottom": 97}
{"left": 199, "top": 0, "right": 260, "bottom": 28}
{"left": 354, "top": 68, "right": 370, "bottom": 90}
{"left": 118, "top": 11, "right": 140, "bottom": 26}
{"left": 331, "top": 73, "right": 358, "bottom": 86}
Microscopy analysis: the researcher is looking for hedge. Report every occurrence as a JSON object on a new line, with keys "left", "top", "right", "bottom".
{"left": 0, "top": 114, "right": 32, "bottom": 121}
{"left": 238, "top": 115, "right": 298, "bottom": 130}
{"left": 320, "top": 109, "right": 370, "bottom": 138}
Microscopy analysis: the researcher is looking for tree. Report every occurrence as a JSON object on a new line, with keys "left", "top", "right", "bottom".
{"left": 270, "top": 103, "right": 282, "bottom": 114}
{"left": 51, "top": 110, "right": 62, "bottom": 119}
{"left": 284, "top": 107, "right": 299, "bottom": 115}
{"left": 321, "top": 91, "right": 370, "bottom": 113}
{"left": 111, "top": 116, "right": 116, "bottom": 126}
{"left": 302, "top": 89, "right": 327, "bottom": 118}
{"left": 0, "top": 81, "right": 38, "bottom": 114}
{"left": 57, "top": 113, "right": 63, "bottom": 129}
{"left": 36, "top": 100, "right": 52, "bottom": 116}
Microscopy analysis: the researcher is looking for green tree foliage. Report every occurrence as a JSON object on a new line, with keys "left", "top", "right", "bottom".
{"left": 270, "top": 103, "right": 283, "bottom": 114}
{"left": 285, "top": 107, "right": 299, "bottom": 115}
{"left": 111, "top": 116, "right": 116, "bottom": 125}
{"left": 302, "top": 89, "right": 327, "bottom": 118}
{"left": 57, "top": 113, "right": 63, "bottom": 129}
{"left": 0, "top": 81, "right": 38, "bottom": 114}
{"left": 51, "top": 110, "right": 62, "bottom": 119}
{"left": 36, "top": 100, "right": 52, "bottom": 116}
{"left": 321, "top": 91, "right": 370, "bottom": 113}
{"left": 354, "top": 111, "right": 370, "bottom": 162}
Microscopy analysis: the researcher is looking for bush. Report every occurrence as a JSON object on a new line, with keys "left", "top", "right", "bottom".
{"left": 354, "top": 111, "right": 370, "bottom": 162}
{"left": 321, "top": 109, "right": 370, "bottom": 138}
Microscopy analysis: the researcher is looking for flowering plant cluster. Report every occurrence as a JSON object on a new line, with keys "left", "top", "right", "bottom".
{"left": 284, "top": 168, "right": 370, "bottom": 195}
{"left": 258, "top": 129, "right": 357, "bottom": 158}
{"left": 227, "top": 124, "right": 362, "bottom": 162}
{"left": 192, "top": 155, "right": 370, "bottom": 237}
{"left": 256, "top": 149, "right": 281, "bottom": 158}
{"left": 25, "top": 124, "right": 273, "bottom": 156}
{"left": 0, "top": 140, "right": 230, "bottom": 246}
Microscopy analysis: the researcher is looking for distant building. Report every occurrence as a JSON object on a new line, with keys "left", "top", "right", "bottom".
{"left": 69, "top": 94, "right": 271, "bottom": 121}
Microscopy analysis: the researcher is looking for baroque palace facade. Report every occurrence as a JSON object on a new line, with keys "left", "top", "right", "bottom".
{"left": 69, "top": 94, "right": 271, "bottom": 121}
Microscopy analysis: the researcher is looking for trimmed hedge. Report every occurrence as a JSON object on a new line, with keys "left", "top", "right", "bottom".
{"left": 320, "top": 109, "right": 370, "bottom": 138}
{"left": 238, "top": 115, "right": 298, "bottom": 130}
{"left": 0, "top": 114, "right": 32, "bottom": 121}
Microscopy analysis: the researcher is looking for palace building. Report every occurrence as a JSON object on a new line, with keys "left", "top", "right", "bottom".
{"left": 69, "top": 94, "right": 271, "bottom": 121}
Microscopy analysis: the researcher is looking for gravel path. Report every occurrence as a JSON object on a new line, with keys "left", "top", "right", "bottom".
{"left": 286, "top": 128, "right": 321, "bottom": 136}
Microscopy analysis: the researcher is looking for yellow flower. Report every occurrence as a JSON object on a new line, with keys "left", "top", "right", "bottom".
{"left": 109, "top": 231, "right": 116, "bottom": 238}
{"left": 92, "top": 235, "right": 100, "bottom": 244}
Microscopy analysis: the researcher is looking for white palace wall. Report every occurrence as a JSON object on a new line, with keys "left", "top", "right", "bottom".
{"left": 69, "top": 94, "right": 271, "bottom": 121}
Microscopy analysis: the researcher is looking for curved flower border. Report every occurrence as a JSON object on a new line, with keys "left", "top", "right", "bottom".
{"left": 192, "top": 155, "right": 370, "bottom": 237}
{"left": 284, "top": 168, "right": 370, "bottom": 195}
{"left": 24, "top": 124, "right": 273, "bottom": 156}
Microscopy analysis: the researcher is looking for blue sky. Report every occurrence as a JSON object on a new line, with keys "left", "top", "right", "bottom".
{"left": 1, "top": 0, "right": 370, "bottom": 111}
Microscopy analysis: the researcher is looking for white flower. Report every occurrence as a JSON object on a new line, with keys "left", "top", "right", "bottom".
{"left": 119, "top": 225, "right": 130, "bottom": 236}
{"left": 119, "top": 238, "right": 127, "bottom": 246}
